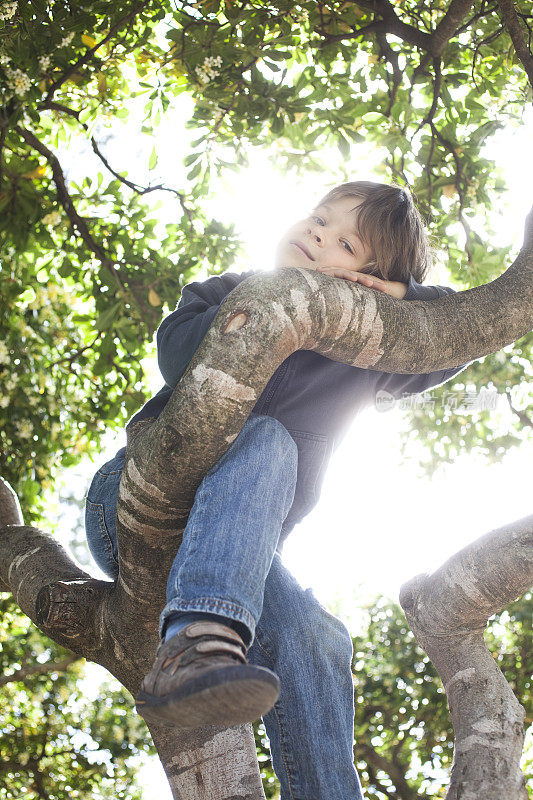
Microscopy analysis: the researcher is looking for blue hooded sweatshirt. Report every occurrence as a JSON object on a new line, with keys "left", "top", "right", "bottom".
{"left": 122, "top": 268, "right": 469, "bottom": 542}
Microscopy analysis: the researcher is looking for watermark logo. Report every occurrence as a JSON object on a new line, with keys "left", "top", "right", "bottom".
{"left": 375, "top": 388, "right": 499, "bottom": 413}
{"left": 375, "top": 390, "right": 397, "bottom": 413}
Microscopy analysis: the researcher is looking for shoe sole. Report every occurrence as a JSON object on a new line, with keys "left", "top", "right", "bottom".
{"left": 135, "top": 664, "right": 280, "bottom": 729}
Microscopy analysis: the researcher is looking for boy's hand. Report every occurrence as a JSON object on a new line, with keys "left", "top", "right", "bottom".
{"left": 315, "top": 267, "right": 408, "bottom": 299}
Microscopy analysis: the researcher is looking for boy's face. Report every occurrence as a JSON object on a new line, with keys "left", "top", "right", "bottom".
{"left": 274, "top": 195, "right": 374, "bottom": 273}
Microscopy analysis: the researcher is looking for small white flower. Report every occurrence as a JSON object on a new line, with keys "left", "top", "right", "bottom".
{"left": 38, "top": 55, "right": 50, "bottom": 72}
{"left": 5, "top": 66, "right": 31, "bottom": 97}
{"left": 0, "top": 2, "right": 17, "bottom": 22}
{"left": 0, "top": 342, "right": 9, "bottom": 364}
{"left": 195, "top": 55, "right": 222, "bottom": 85}
{"left": 42, "top": 210, "right": 61, "bottom": 226}
{"left": 0, "top": 396, "right": 10, "bottom": 408}
{"left": 16, "top": 420, "right": 33, "bottom": 439}
{"left": 5, "top": 375, "right": 18, "bottom": 391}
{"left": 59, "top": 32, "right": 75, "bottom": 48}
{"left": 0, "top": 53, "right": 11, "bottom": 66}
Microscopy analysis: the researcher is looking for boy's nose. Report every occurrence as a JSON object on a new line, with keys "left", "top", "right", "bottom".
{"left": 306, "top": 226, "right": 322, "bottom": 244}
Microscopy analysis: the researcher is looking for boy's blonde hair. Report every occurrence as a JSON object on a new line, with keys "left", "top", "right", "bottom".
{"left": 316, "top": 181, "right": 432, "bottom": 283}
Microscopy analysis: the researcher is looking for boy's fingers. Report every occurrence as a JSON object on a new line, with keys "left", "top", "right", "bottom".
{"left": 317, "top": 267, "right": 359, "bottom": 281}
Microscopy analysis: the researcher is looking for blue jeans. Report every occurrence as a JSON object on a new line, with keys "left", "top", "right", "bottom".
{"left": 85, "top": 412, "right": 363, "bottom": 799}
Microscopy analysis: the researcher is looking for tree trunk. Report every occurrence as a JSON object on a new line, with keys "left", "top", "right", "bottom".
{"left": 400, "top": 514, "right": 533, "bottom": 800}
{"left": 1, "top": 218, "right": 532, "bottom": 797}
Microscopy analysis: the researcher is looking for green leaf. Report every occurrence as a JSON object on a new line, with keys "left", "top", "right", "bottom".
{"left": 186, "top": 161, "right": 202, "bottom": 181}
{"left": 95, "top": 302, "right": 122, "bottom": 331}
{"left": 263, "top": 59, "right": 281, "bottom": 72}
{"left": 337, "top": 131, "right": 350, "bottom": 159}
{"left": 361, "top": 111, "right": 386, "bottom": 123}
{"left": 184, "top": 152, "right": 201, "bottom": 167}
{"left": 262, "top": 50, "right": 290, "bottom": 61}
{"left": 148, "top": 146, "right": 158, "bottom": 170}
{"left": 271, "top": 115, "right": 284, "bottom": 134}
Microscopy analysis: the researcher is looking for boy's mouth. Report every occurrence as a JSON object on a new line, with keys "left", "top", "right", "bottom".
{"left": 290, "top": 240, "right": 315, "bottom": 261}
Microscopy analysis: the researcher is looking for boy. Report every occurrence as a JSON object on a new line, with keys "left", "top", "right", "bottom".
{"left": 85, "top": 181, "right": 469, "bottom": 800}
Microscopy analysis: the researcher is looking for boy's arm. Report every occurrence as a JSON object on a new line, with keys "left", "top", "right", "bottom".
{"left": 372, "top": 275, "right": 472, "bottom": 398}
{"left": 157, "top": 269, "right": 257, "bottom": 387}
{"left": 315, "top": 266, "right": 408, "bottom": 298}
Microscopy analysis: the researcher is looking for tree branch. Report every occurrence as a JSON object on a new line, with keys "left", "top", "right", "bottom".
{"left": 14, "top": 125, "right": 133, "bottom": 304}
{"left": 400, "top": 514, "right": 533, "bottom": 799}
{"left": 496, "top": 0, "right": 533, "bottom": 86}
{"left": 0, "top": 654, "right": 81, "bottom": 687}
{"left": 0, "top": 517, "right": 110, "bottom": 657}
{"left": 359, "top": 743, "right": 430, "bottom": 800}
{"left": 431, "top": 0, "right": 477, "bottom": 56}
{"left": 505, "top": 387, "right": 533, "bottom": 428}
{"left": 35, "top": 100, "right": 196, "bottom": 224}
{"left": 0, "top": 477, "right": 22, "bottom": 592}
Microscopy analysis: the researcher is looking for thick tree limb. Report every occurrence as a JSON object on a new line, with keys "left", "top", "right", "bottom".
{"left": 0, "top": 476, "right": 22, "bottom": 592}
{"left": 400, "top": 514, "right": 533, "bottom": 799}
{"left": 0, "top": 524, "right": 107, "bottom": 656}
{"left": 1, "top": 212, "right": 532, "bottom": 797}
{"left": 496, "top": 0, "right": 533, "bottom": 86}
{"left": 431, "top": 0, "right": 477, "bottom": 56}
{"left": 147, "top": 721, "right": 266, "bottom": 799}
{"left": 331, "top": 0, "right": 475, "bottom": 56}
{"left": 0, "top": 475, "right": 22, "bottom": 526}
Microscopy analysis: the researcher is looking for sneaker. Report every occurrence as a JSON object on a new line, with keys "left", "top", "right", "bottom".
{"left": 135, "top": 620, "right": 280, "bottom": 729}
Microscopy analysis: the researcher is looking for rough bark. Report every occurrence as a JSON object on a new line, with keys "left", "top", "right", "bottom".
{"left": 400, "top": 514, "right": 533, "bottom": 800}
{"left": 1, "top": 215, "right": 532, "bottom": 796}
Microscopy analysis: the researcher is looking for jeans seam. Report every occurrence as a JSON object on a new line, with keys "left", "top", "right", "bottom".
{"left": 253, "top": 632, "right": 299, "bottom": 800}
{"left": 86, "top": 500, "right": 119, "bottom": 568}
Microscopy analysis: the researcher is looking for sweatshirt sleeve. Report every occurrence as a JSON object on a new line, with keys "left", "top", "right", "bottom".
{"left": 373, "top": 274, "right": 472, "bottom": 399}
{"left": 157, "top": 269, "right": 257, "bottom": 388}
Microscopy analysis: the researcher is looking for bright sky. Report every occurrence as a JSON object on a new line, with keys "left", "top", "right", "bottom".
{"left": 48, "top": 90, "right": 532, "bottom": 796}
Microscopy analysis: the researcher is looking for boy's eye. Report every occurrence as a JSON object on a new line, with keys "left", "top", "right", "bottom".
{"left": 310, "top": 214, "right": 354, "bottom": 255}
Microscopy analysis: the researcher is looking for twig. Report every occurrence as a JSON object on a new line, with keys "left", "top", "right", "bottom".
{"left": 430, "top": 122, "right": 474, "bottom": 267}
{"left": 44, "top": 2, "right": 151, "bottom": 102}
{"left": 0, "top": 126, "right": 5, "bottom": 187}
{"left": 505, "top": 388, "right": 533, "bottom": 429}
{"left": 38, "top": 100, "right": 194, "bottom": 223}
{"left": 48, "top": 332, "right": 104, "bottom": 369}
{"left": 15, "top": 125, "right": 130, "bottom": 300}
{"left": 376, "top": 31, "right": 402, "bottom": 114}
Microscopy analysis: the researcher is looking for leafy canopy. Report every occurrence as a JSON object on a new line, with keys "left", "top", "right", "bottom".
{"left": 0, "top": 0, "right": 531, "bottom": 521}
